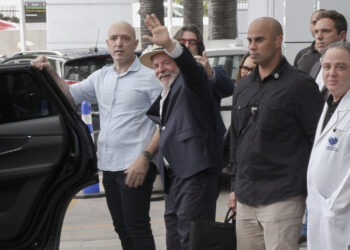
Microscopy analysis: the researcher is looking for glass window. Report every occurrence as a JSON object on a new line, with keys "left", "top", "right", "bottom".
{"left": 208, "top": 55, "right": 244, "bottom": 80}
{"left": 0, "top": 72, "right": 50, "bottom": 124}
{"left": 63, "top": 55, "right": 113, "bottom": 81}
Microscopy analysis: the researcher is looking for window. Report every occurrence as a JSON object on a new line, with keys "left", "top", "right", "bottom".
{"left": 63, "top": 56, "right": 113, "bottom": 81}
{"left": 208, "top": 55, "right": 243, "bottom": 80}
{"left": 0, "top": 72, "right": 50, "bottom": 124}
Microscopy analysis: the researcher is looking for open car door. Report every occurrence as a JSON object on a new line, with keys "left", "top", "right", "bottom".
{"left": 0, "top": 65, "right": 98, "bottom": 250}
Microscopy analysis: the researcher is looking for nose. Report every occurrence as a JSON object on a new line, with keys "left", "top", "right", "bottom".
{"left": 315, "top": 32, "right": 323, "bottom": 40}
{"left": 249, "top": 41, "right": 256, "bottom": 50}
{"left": 156, "top": 65, "right": 166, "bottom": 74}
{"left": 184, "top": 41, "right": 191, "bottom": 48}
{"left": 329, "top": 67, "right": 337, "bottom": 76}
{"left": 115, "top": 37, "right": 123, "bottom": 46}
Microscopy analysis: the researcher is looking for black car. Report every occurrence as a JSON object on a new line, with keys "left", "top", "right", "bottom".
{"left": 0, "top": 64, "right": 98, "bottom": 249}
{"left": 1, "top": 48, "right": 113, "bottom": 82}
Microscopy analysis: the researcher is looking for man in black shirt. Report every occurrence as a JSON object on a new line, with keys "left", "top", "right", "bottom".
{"left": 228, "top": 17, "right": 324, "bottom": 250}
{"left": 309, "top": 10, "right": 347, "bottom": 101}
{"left": 294, "top": 9, "right": 326, "bottom": 74}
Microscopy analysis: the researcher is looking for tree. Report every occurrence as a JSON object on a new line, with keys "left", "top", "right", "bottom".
{"left": 183, "top": 0, "right": 204, "bottom": 35}
{"left": 208, "top": 0, "right": 237, "bottom": 39}
{"left": 139, "top": 0, "right": 164, "bottom": 50}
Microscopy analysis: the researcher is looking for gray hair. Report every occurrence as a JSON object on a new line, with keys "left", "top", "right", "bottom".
{"left": 321, "top": 40, "right": 350, "bottom": 60}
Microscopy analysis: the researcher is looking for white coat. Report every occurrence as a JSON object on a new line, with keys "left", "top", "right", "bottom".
{"left": 307, "top": 90, "right": 350, "bottom": 250}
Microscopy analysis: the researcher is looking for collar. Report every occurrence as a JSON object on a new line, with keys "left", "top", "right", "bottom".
{"left": 250, "top": 56, "right": 289, "bottom": 82}
{"left": 310, "top": 41, "right": 319, "bottom": 54}
{"left": 113, "top": 55, "right": 140, "bottom": 76}
{"left": 326, "top": 94, "right": 343, "bottom": 108}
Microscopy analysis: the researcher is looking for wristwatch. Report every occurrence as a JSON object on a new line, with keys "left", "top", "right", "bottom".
{"left": 142, "top": 150, "right": 153, "bottom": 161}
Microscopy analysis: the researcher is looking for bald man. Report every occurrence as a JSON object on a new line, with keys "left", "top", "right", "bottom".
{"left": 32, "top": 21, "right": 162, "bottom": 250}
{"left": 228, "top": 17, "right": 324, "bottom": 250}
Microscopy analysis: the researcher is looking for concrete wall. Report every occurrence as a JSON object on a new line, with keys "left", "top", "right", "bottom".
{"left": 0, "top": 29, "right": 47, "bottom": 57}
{"left": 283, "top": 0, "right": 350, "bottom": 63}
{"left": 243, "top": 0, "right": 350, "bottom": 63}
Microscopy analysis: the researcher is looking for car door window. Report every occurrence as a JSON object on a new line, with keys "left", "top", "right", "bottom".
{"left": 0, "top": 67, "right": 97, "bottom": 248}
{"left": 63, "top": 56, "right": 113, "bottom": 81}
{"left": 0, "top": 72, "right": 50, "bottom": 124}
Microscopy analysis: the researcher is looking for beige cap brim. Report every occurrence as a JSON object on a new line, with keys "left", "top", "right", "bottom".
{"left": 139, "top": 46, "right": 166, "bottom": 69}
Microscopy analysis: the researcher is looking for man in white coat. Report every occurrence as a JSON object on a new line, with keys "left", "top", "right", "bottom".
{"left": 307, "top": 40, "right": 350, "bottom": 250}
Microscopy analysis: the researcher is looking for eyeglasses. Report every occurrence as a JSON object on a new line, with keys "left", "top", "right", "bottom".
{"left": 240, "top": 65, "right": 254, "bottom": 73}
{"left": 178, "top": 38, "right": 199, "bottom": 46}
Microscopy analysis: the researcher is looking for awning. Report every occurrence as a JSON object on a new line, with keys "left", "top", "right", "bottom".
{"left": 0, "top": 20, "right": 18, "bottom": 30}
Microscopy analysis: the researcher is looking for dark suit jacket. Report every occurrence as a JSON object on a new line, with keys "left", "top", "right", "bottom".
{"left": 210, "top": 66, "right": 234, "bottom": 140}
{"left": 147, "top": 46, "right": 224, "bottom": 186}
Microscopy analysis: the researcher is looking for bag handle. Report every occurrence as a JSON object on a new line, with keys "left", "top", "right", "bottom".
{"left": 224, "top": 207, "right": 236, "bottom": 224}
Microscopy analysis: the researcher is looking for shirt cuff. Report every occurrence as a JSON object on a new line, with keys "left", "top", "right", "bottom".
{"left": 165, "top": 42, "right": 183, "bottom": 59}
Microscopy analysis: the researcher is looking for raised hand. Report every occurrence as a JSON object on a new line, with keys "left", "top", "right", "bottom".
{"left": 143, "top": 14, "right": 175, "bottom": 52}
{"left": 194, "top": 51, "right": 214, "bottom": 78}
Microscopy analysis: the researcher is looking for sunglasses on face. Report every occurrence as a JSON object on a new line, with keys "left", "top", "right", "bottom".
{"left": 178, "top": 38, "right": 199, "bottom": 46}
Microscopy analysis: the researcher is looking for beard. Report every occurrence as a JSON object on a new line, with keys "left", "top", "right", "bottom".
{"left": 156, "top": 69, "right": 179, "bottom": 88}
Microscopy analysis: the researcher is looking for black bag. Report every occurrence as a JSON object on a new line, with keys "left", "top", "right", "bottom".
{"left": 189, "top": 207, "right": 237, "bottom": 250}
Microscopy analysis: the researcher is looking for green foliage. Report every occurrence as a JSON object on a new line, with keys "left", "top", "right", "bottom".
{"left": 203, "top": 0, "right": 208, "bottom": 16}
{"left": 0, "top": 13, "right": 19, "bottom": 23}
{"left": 11, "top": 16, "right": 19, "bottom": 23}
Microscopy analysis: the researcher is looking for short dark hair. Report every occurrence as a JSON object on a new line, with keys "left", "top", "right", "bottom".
{"left": 316, "top": 10, "right": 348, "bottom": 34}
{"left": 312, "top": 9, "right": 326, "bottom": 16}
{"left": 173, "top": 24, "right": 205, "bottom": 56}
{"left": 321, "top": 40, "right": 350, "bottom": 60}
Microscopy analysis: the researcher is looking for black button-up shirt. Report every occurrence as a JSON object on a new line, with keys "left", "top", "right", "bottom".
{"left": 230, "top": 57, "right": 324, "bottom": 206}
{"left": 322, "top": 95, "right": 343, "bottom": 131}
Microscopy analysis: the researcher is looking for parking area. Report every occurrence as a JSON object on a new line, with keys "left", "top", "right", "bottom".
{"left": 60, "top": 183, "right": 231, "bottom": 250}
{"left": 60, "top": 180, "right": 307, "bottom": 250}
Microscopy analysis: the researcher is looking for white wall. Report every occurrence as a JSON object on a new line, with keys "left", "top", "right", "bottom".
{"left": 240, "top": 0, "right": 350, "bottom": 63}
{"left": 283, "top": 0, "right": 317, "bottom": 63}
{"left": 237, "top": 8, "right": 249, "bottom": 48}
{"left": 46, "top": 0, "right": 133, "bottom": 50}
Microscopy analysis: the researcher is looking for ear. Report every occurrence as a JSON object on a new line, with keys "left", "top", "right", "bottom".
{"left": 134, "top": 39, "right": 139, "bottom": 49}
{"left": 340, "top": 30, "right": 347, "bottom": 41}
{"left": 275, "top": 35, "right": 283, "bottom": 48}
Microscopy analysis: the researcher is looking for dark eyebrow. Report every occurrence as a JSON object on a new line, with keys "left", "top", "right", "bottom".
{"left": 256, "top": 36, "right": 265, "bottom": 40}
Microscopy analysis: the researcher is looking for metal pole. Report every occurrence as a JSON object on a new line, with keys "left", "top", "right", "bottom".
{"left": 167, "top": 0, "right": 172, "bottom": 34}
{"left": 19, "top": 0, "right": 26, "bottom": 51}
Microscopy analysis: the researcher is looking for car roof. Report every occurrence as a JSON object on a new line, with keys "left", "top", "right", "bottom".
{"left": 2, "top": 48, "right": 111, "bottom": 63}
{"left": 205, "top": 39, "right": 247, "bottom": 57}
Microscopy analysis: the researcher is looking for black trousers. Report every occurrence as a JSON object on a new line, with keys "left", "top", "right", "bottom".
{"left": 164, "top": 168, "right": 220, "bottom": 250}
{"left": 102, "top": 164, "right": 157, "bottom": 250}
